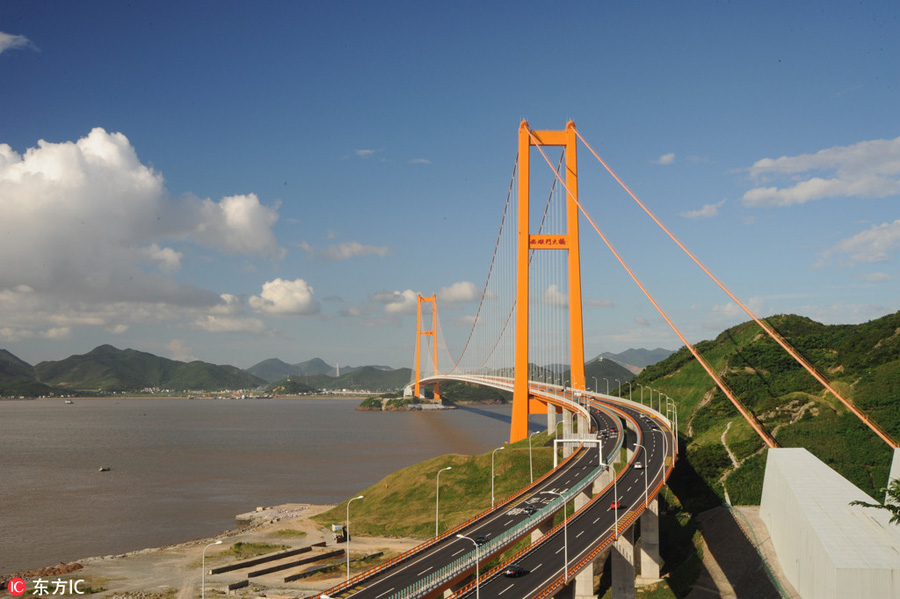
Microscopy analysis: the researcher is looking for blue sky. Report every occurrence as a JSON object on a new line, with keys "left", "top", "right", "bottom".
{"left": 1, "top": 1, "right": 898, "bottom": 370}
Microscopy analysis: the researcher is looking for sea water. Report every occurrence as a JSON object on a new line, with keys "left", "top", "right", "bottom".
{"left": 0, "top": 398, "right": 524, "bottom": 574}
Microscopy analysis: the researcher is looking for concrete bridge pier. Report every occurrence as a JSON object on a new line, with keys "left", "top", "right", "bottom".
{"left": 531, "top": 517, "right": 554, "bottom": 543}
{"left": 611, "top": 526, "right": 636, "bottom": 599}
{"left": 548, "top": 405, "right": 559, "bottom": 435}
{"left": 574, "top": 559, "right": 597, "bottom": 599}
{"left": 638, "top": 497, "right": 661, "bottom": 581}
{"left": 562, "top": 411, "right": 574, "bottom": 457}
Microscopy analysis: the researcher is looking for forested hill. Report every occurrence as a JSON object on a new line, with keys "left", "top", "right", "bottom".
{"left": 633, "top": 311, "right": 900, "bottom": 504}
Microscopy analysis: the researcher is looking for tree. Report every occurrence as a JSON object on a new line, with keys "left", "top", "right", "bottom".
{"left": 850, "top": 478, "right": 900, "bottom": 525}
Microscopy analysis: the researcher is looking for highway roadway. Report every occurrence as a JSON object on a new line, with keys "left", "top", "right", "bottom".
{"left": 319, "top": 394, "right": 675, "bottom": 599}
{"left": 453, "top": 398, "right": 675, "bottom": 599}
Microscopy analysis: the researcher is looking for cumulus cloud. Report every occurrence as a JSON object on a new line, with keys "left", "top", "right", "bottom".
{"left": 249, "top": 278, "right": 320, "bottom": 316}
{"left": 816, "top": 219, "right": 900, "bottom": 267}
{"left": 542, "top": 284, "right": 569, "bottom": 307}
{"left": 654, "top": 153, "right": 675, "bottom": 165}
{"left": 371, "top": 289, "right": 419, "bottom": 314}
{"left": 742, "top": 136, "right": 900, "bottom": 206}
{"left": 0, "top": 32, "right": 34, "bottom": 54}
{"left": 437, "top": 281, "right": 479, "bottom": 303}
{"left": 300, "top": 240, "right": 389, "bottom": 260}
{"left": 0, "top": 127, "right": 285, "bottom": 339}
{"left": 681, "top": 199, "right": 726, "bottom": 219}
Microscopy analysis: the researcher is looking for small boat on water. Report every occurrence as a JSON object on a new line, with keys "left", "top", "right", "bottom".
{"left": 65, "top": 400, "right": 74, "bottom": 404}
{"left": 98, "top": 466, "right": 111, "bottom": 472}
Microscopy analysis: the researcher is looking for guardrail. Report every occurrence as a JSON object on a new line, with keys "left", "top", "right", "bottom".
{"left": 312, "top": 438, "right": 589, "bottom": 599}
{"left": 386, "top": 439, "right": 622, "bottom": 599}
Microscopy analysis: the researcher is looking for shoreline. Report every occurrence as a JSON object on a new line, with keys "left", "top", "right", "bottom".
{"left": 5, "top": 503, "right": 421, "bottom": 598}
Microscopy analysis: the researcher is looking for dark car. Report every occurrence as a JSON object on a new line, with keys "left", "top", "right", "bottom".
{"left": 523, "top": 505, "right": 538, "bottom": 515}
{"left": 475, "top": 535, "right": 489, "bottom": 545}
{"left": 502, "top": 564, "right": 528, "bottom": 578}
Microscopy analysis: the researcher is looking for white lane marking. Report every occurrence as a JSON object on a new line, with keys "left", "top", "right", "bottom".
{"left": 531, "top": 563, "right": 542, "bottom": 572}
{"left": 375, "top": 588, "right": 395, "bottom": 599}
{"left": 417, "top": 566, "right": 433, "bottom": 576}
{"left": 576, "top": 530, "right": 585, "bottom": 538}
{"left": 499, "top": 583, "right": 516, "bottom": 595}
{"left": 555, "top": 546, "right": 564, "bottom": 555}
{"left": 504, "top": 519, "right": 514, "bottom": 526}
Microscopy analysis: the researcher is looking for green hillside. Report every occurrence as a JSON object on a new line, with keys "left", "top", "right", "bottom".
{"left": 635, "top": 311, "right": 900, "bottom": 505}
{"left": 313, "top": 430, "right": 557, "bottom": 538}
{"left": 31, "top": 345, "right": 265, "bottom": 392}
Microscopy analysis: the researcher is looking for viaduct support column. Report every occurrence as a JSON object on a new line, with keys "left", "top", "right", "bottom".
{"left": 548, "top": 405, "right": 559, "bottom": 435}
{"left": 562, "top": 411, "right": 574, "bottom": 457}
{"left": 573, "top": 487, "right": 595, "bottom": 599}
{"left": 611, "top": 527, "right": 635, "bottom": 599}
{"left": 639, "top": 498, "right": 661, "bottom": 581}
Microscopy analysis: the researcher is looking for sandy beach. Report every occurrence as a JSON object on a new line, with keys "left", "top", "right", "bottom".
{"left": 5, "top": 504, "right": 420, "bottom": 599}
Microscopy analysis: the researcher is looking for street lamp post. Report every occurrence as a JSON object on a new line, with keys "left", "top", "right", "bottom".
{"left": 637, "top": 383, "right": 645, "bottom": 405}
{"left": 202, "top": 540, "right": 222, "bottom": 599}
{"left": 615, "top": 379, "right": 621, "bottom": 397}
{"left": 529, "top": 431, "right": 540, "bottom": 484}
{"left": 456, "top": 534, "right": 480, "bottom": 599}
{"left": 627, "top": 381, "right": 632, "bottom": 401}
{"left": 592, "top": 376, "right": 598, "bottom": 393}
{"left": 346, "top": 495, "right": 364, "bottom": 581}
{"left": 436, "top": 467, "right": 452, "bottom": 537}
{"left": 491, "top": 446, "right": 505, "bottom": 508}
{"left": 546, "top": 491, "right": 568, "bottom": 580}
{"left": 603, "top": 378, "right": 610, "bottom": 394}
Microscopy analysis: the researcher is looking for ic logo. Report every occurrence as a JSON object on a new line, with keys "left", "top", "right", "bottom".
{"left": 7, "top": 578, "right": 26, "bottom": 596}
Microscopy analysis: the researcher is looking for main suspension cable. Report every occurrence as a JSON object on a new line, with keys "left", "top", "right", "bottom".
{"left": 573, "top": 129, "right": 898, "bottom": 449}
{"left": 525, "top": 125, "right": 778, "bottom": 448}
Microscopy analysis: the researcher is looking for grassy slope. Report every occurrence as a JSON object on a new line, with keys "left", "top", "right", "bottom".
{"left": 635, "top": 312, "right": 900, "bottom": 504}
{"left": 313, "top": 431, "right": 557, "bottom": 538}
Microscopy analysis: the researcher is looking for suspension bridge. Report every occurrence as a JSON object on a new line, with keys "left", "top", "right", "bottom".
{"left": 315, "top": 122, "right": 900, "bottom": 599}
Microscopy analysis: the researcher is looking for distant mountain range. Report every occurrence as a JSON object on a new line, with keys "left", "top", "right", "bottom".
{"left": 590, "top": 348, "right": 676, "bottom": 374}
{"left": 0, "top": 345, "right": 674, "bottom": 397}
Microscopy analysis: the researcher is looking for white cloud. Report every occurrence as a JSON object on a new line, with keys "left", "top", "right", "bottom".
{"left": 249, "top": 278, "right": 320, "bottom": 316}
{"left": 193, "top": 314, "right": 271, "bottom": 334}
{"left": 654, "top": 153, "right": 675, "bottom": 165}
{"left": 192, "top": 193, "right": 281, "bottom": 256}
{"left": 816, "top": 219, "right": 900, "bottom": 266}
{"left": 410, "top": 158, "right": 431, "bottom": 164}
{"left": 371, "top": 289, "right": 419, "bottom": 314}
{"left": 355, "top": 149, "right": 377, "bottom": 158}
{"left": 681, "top": 199, "right": 726, "bottom": 219}
{"left": 0, "top": 128, "right": 287, "bottom": 340}
{"left": 437, "top": 281, "right": 479, "bottom": 303}
{"left": 856, "top": 272, "right": 892, "bottom": 283}
{"left": 585, "top": 298, "right": 614, "bottom": 307}
{"left": 0, "top": 32, "right": 34, "bottom": 54}
{"left": 167, "top": 339, "right": 197, "bottom": 362}
{"left": 742, "top": 136, "right": 900, "bottom": 206}
{"left": 542, "top": 284, "right": 569, "bottom": 307}
{"left": 301, "top": 240, "right": 389, "bottom": 260}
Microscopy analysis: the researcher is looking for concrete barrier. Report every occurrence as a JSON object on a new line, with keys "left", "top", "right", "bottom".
{"left": 760, "top": 448, "right": 900, "bottom": 599}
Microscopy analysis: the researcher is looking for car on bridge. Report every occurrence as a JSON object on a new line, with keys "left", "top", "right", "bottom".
{"left": 502, "top": 564, "right": 528, "bottom": 578}
{"left": 610, "top": 500, "right": 622, "bottom": 510}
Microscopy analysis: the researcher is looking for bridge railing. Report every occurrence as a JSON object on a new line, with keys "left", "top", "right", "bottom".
{"left": 386, "top": 441, "right": 621, "bottom": 599}
{"left": 312, "top": 434, "right": 588, "bottom": 599}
